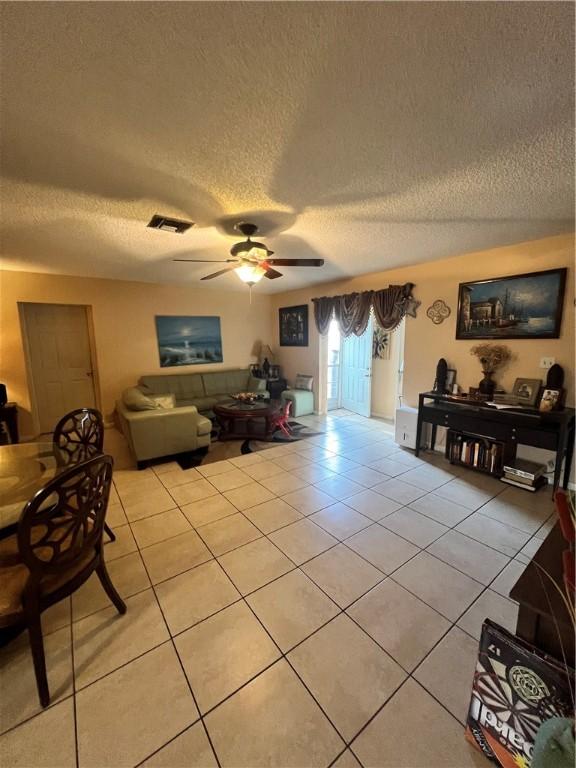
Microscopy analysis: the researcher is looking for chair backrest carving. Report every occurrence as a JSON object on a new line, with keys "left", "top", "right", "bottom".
{"left": 18, "top": 455, "right": 113, "bottom": 576}
{"left": 53, "top": 408, "right": 104, "bottom": 465}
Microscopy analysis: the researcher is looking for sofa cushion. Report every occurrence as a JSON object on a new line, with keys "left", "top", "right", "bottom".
{"left": 140, "top": 374, "right": 205, "bottom": 398}
{"left": 122, "top": 387, "right": 158, "bottom": 411}
{"left": 150, "top": 393, "right": 175, "bottom": 409}
{"left": 294, "top": 374, "right": 314, "bottom": 391}
{"left": 178, "top": 396, "right": 220, "bottom": 411}
{"left": 248, "top": 377, "right": 268, "bottom": 393}
{"left": 202, "top": 370, "right": 249, "bottom": 396}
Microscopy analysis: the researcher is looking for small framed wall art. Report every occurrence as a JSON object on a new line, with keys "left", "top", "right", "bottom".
{"left": 279, "top": 305, "right": 309, "bottom": 347}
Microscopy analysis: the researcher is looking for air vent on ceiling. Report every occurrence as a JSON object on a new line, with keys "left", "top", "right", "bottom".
{"left": 147, "top": 214, "right": 194, "bottom": 234}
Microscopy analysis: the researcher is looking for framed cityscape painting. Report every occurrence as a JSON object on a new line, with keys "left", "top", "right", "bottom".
{"left": 456, "top": 268, "right": 567, "bottom": 340}
{"left": 156, "top": 315, "right": 223, "bottom": 367}
{"left": 279, "top": 305, "right": 308, "bottom": 346}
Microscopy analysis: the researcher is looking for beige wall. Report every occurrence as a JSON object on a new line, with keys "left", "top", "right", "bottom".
{"left": 1, "top": 233, "right": 573, "bottom": 442}
{"left": 271, "top": 234, "right": 575, "bottom": 411}
{"left": 371, "top": 321, "right": 403, "bottom": 420}
{"left": 0, "top": 271, "right": 272, "bottom": 436}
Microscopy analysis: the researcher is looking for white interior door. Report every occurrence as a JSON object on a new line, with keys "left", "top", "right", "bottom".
{"left": 22, "top": 303, "right": 97, "bottom": 433}
{"left": 340, "top": 316, "right": 373, "bottom": 417}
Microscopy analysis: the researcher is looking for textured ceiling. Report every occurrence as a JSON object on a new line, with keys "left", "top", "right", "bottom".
{"left": 0, "top": 1, "right": 574, "bottom": 293}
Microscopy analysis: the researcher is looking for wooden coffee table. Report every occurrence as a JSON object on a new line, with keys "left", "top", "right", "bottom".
{"left": 213, "top": 400, "right": 281, "bottom": 441}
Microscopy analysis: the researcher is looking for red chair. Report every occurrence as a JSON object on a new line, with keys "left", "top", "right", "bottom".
{"left": 271, "top": 400, "right": 293, "bottom": 438}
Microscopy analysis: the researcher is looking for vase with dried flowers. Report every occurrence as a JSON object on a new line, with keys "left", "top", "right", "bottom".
{"left": 470, "top": 343, "right": 512, "bottom": 397}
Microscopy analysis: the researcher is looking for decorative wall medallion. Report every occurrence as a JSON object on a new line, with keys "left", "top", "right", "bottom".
{"left": 427, "top": 300, "right": 451, "bottom": 324}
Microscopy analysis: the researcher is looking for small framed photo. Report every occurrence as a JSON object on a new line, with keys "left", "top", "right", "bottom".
{"left": 539, "top": 388, "right": 563, "bottom": 412}
{"left": 512, "top": 377, "right": 541, "bottom": 407}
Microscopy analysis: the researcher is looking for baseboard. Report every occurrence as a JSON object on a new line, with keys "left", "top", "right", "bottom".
{"left": 370, "top": 410, "right": 394, "bottom": 420}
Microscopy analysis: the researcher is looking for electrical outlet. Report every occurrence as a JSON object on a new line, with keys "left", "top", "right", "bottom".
{"left": 539, "top": 357, "right": 555, "bottom": 369}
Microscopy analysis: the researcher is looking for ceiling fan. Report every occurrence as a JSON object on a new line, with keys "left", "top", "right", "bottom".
{"left": 173, "top": 222, "right": 324, "bottom": 286}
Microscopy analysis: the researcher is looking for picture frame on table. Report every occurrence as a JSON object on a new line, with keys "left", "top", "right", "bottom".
{"left": 538, "top": 388, "right": 564, "bottom": 412}
{"left": 455, "top": 268, "right": 567, "bottom": 340}
{"left": 512, "top": 377, "right": 542, "bottom": 407}
{"left": 279, "top": 305, "right": 309, "bottom": 347}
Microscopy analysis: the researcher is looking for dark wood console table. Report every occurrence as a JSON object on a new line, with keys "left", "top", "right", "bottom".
{"left": 510, "top": 522, "right": 574, "bottom": 664}
{"left": 415, "top": 392, "right": 575, "bottom": 491}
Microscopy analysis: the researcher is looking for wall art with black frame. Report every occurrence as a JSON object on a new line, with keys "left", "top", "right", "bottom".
{"left": 279, "top": 305, "right": 309, "bottom": 347}
{"left": 456, "top": 268, "right": 566, "bottom": 340}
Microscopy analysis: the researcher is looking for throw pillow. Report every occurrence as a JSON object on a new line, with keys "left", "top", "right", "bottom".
{"left": 294, "top": 374, "right": 313, "bottom": 391}
{"left": 151, "top": 394, "right": 176, "bottom": 409}
{"left": 122, "top": 387, "right": 158, "bottom": 411}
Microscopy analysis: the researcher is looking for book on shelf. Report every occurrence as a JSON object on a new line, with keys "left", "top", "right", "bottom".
{"left": 500, "top": 475, "right": 547, "bottom": 492}
{"left": 449, "top": 432, "right": 503, "bottom": 474}
{"left": 502, "top": 458, "right": 546, "bottom": 481}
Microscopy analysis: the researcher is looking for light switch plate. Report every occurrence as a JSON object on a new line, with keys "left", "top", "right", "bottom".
{"left": 539, "top": 357, "right": 555, "bottom": 369}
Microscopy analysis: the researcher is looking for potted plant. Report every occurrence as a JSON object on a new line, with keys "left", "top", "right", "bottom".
{"left": 470, "top": 343, "right": 512, "bottom": 397}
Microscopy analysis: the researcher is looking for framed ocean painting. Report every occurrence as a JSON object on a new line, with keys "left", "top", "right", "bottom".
{"left": 456, "top": 268, "right": 567, "bottom": 340}
{"left": 155, "top": 315, "right": 223, "bottom": 367}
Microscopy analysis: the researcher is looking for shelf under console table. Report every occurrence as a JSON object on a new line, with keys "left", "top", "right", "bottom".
{"left": 415, "top": 391, "right": 575, "bottom": 492}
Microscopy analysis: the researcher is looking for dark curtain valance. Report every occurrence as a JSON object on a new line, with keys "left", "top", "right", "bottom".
{"left": 312, "top": 283, "right": 418, "bottom": 336}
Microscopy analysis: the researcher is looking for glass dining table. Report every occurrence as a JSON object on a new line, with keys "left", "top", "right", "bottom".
{"left": 0, "top": 442, "right": 87, "bottom": 532}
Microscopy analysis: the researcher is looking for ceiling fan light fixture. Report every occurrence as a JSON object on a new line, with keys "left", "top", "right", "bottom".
{"left": 235, "top": 263, "right": 266, "bottom": 285}
{"left": 230, "top": 240, "right": 272, "bottom": 260}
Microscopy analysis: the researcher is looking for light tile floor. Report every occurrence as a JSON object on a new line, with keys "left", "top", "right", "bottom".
{"left": 1, "top": 409, "right": 555, "bottom": 767}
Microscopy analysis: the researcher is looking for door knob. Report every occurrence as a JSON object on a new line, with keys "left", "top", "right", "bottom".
{"left": 86, "top": 371, "right": 94, "bottom": 378}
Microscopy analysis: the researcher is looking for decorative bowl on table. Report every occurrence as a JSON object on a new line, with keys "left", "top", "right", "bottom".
{"left": 231, "top": 392, "right": 260, "bottom": 404}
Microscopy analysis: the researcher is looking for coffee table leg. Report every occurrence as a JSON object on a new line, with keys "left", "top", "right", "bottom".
{"left": 217, "top": 415, "right": 229, "bottom": 440}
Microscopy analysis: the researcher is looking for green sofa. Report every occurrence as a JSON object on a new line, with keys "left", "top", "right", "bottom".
{"left": 139, "top": 369, "right": 268, "bottom": 414}
{"left": 116, "top": 369, "right": 268, "bottom": 465}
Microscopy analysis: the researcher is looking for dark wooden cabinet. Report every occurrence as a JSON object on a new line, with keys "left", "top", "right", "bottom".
{"left": 511, "top": 523, "right": 574, "bottom": 663}
{"left": 266, "top": 379, "right": 287, "bottom": 400}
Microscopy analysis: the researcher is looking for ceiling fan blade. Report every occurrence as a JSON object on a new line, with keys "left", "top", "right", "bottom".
{"left": 263, "top": 268, "right": 283, "bottom": 279}
{"left": 266, "top": 258, "right": 324, "bottom": 267}
{"left": 173, "top": 258, "right": 236, "bottom": 263}
{"left": 201, "top": 266, "right": 238, "bottom": 280}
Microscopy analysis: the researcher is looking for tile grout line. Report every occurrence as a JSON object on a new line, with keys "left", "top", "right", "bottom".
{"left": 69, "top": 599, "right": 80, "bottom": 768}
{"left": 124, "top": 519, "right": 223, "bottom": 768}
{"left": 3, "top": 429, "right": 542, "bottom": 761}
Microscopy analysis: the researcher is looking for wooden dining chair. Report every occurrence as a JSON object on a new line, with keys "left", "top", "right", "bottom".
{"left": 0, "top": 454, "right": 126, "bottom": 707}
{"left": 53, "top": 408, "right": 116, "bottom": 541}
